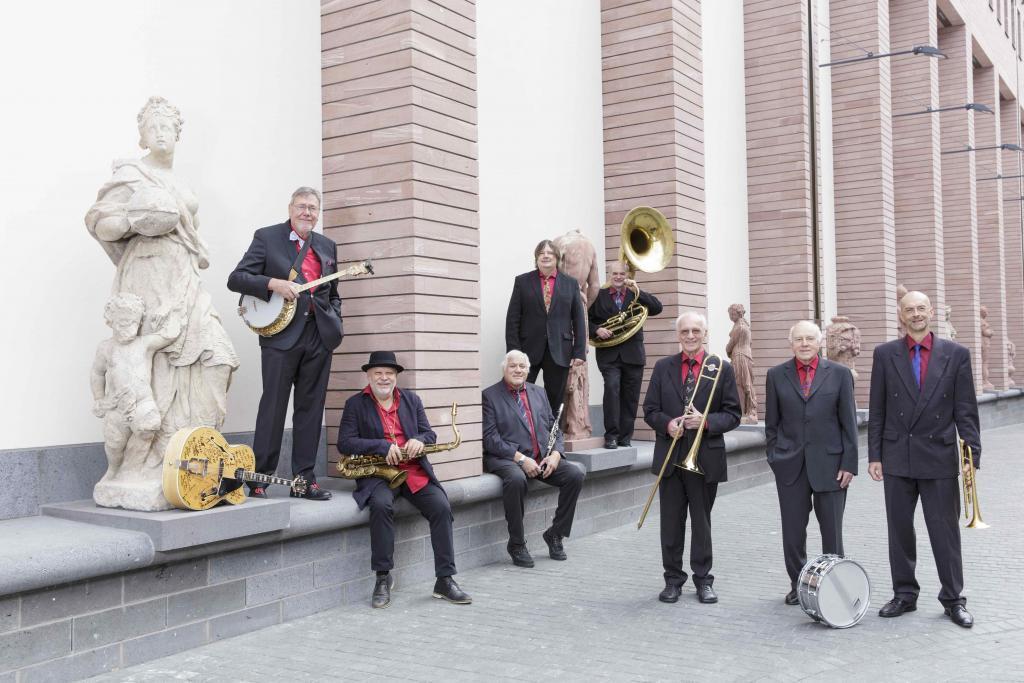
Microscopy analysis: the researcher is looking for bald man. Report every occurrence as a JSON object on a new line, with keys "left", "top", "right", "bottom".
{"left": 764, "top": 321, "right": 858, "bottom": 606}
{"left": 868, "top": 291, "right": 980, "bottom": 628}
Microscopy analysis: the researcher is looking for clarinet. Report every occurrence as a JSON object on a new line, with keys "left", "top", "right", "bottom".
{"left": 539, "top": 404, "right": 565, "bottom": 472}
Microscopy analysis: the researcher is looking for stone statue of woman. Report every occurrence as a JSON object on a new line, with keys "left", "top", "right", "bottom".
{"left": 85, "top": 96, "right": 239, "bottom": 510}
{"left": 726, "top": 304, "right": 758, "bottom": 424}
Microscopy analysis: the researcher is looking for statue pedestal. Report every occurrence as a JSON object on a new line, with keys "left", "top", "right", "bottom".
{"left": 564, "top": 445, "right": 637, "bottom": 472}
{"left": 563, "top": 436, "right": 605, "bottom": 452}
{"left": 94, "top": 476, "right": 173, "bottom": 512}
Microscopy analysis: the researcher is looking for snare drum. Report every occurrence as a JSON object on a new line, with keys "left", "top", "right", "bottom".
{"left": 796, "top": 554, "right": 871, "bottom": 629}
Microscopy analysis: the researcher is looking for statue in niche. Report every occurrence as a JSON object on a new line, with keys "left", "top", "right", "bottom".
{"left": 980, "top": 305, "right": 994, "bottom": 391}
{"left": 826, "top": 315, "right": 861, "bottom": 381}
{"left": 896, "top": 284, "right": 908, "bottom": 337}
{"left": 85, "top": 96, "right": 239, "bottom": 510}
{"left": 726, "top": 304, "right": 758, "bottom": 424}
{"left": 554, "top": 229, "right": 601, "bottom": 441}
{"left": 1007, "top": 340, "right": 1016, "bottom": 388}
{"left": 945, "top": 305, "right": 957, "bottom": 340}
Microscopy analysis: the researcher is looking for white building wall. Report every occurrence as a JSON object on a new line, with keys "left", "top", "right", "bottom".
{"left": 0, "top": 0, "right": 322, "bottom": 450}
{"left": 476, "top": 1, "right": 606, "bottom": 400}
{"left": 703, "top": 0, "right": 752, "bottom": 358}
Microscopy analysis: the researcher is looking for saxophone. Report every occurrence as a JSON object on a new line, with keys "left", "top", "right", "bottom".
{"left": 336, "top": 403, "right": 461, "bottom": 489}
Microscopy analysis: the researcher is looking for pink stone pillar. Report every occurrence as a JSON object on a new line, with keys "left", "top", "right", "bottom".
{"left": 1000, "top": 106, "right": 1024, "bottom": 385}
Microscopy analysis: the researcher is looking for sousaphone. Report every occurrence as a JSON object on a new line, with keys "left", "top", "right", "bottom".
{"left": 590, "top": 206, "right": 673, "bottom": 348}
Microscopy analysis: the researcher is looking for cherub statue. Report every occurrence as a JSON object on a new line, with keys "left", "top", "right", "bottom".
{"left": 91, "top": 294, "right": 179, "bottom": 480}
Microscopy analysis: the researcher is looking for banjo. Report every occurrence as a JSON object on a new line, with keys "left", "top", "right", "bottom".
{"left": 238, "top": 260, "right": 373, "bottom": 337}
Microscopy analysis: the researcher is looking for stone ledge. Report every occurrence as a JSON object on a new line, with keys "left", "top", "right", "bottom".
{"left": 564, "top": 446, "right": 637, "bottom": 472}
{"left": 40, "top": 499, "right": 292, "bottom": 552}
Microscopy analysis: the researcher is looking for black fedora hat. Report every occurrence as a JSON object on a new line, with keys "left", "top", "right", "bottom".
{"left": 362, "top": 351, "right": 404, "bottom": 373}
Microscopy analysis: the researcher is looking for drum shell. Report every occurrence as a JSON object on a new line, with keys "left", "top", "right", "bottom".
{"left": 796, "top": 554, "right": 871, "bottom": 629}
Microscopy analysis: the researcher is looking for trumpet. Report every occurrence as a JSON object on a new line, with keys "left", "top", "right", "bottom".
{"left": 959, "top": 439, "right": 989, "bottom": 529}
{"left": 336, "top": 403, "right": 461, "bottom": 489}
{"left": 637, "top": 355, "right": 723, "bottom": 529}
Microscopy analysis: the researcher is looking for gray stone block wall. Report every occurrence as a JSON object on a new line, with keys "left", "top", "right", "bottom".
{"left": 1, "top": 392, "right": 1021, "bottom": 679}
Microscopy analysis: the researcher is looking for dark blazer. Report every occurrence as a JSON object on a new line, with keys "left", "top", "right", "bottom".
{"left": 505, "top": 270, "right": 586, "bottom": 368}
{"left": 588, "top": 286, "right": 663, "bottom": 366}
{"left": 643, "top": 354, "right": 741, "bottom": 483}
{"left": 481, "top": 380, "right": 564, "bottom": 460}
{"left": 868, "top": 335, "right": 981, "bottom": 479}
{"left": 227, "top": 221, "right": 344, "bottom": 352}
{"left": 336, "top": 390, "right": 440, "bottom": 510}
{"left": 764, "top": 358, "right": 858, "bottom": 491}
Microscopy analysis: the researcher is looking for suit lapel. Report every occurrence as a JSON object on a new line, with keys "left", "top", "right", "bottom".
{"left": 891, "top": 340, "right": 919, "bottom": 396}
{"left": 912, "top": 338, "right": 950, "bottom": 425}
{"left": 500, "top": 384, "right": 531, "bottom": 430}
{"left": 667, "top": 354, "right": 686, "bottom": 407}
{"left": 528, "top": 384, "right": 547, "bottom": 444}
{"left": 783, "top": 359, "right": 804, "bottom": 400}
{"left": 529, "top": 271, "right": 546, "bottom": 316}
{"left": 806, "top": 359, "right": 830, "bottom": 400}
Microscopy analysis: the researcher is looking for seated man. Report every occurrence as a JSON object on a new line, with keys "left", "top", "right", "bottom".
{"left": 481, "top": 350, "right": 586, "bottom": 568}
{"left": 337, "top": 351, "right": 471, "bottom": 609}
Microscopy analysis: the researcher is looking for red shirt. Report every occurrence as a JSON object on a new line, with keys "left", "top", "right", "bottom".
{"left": 681, "top": 349, "right": 706, "bottom": 384}
{"left": 292, "top": 230, "right": 323, "bottom": 289}
{"left": 795, "top": 355, "right": 819, "bottom": 395}
{"left": 363, "top": 386, "right": 429, "bottom": 493}
{"left": 905, "top": 332, "right": 933, "bottom": 389}
{"left": 508, "top": 383, "right": 540, "bottom": 459}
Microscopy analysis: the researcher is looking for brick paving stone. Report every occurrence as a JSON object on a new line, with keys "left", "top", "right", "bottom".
{"left": 87, "top": 423, "right": 1024, "bottom": 682}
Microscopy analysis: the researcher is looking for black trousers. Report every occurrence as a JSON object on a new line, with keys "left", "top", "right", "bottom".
{"left": 775, "top": 464, "right": 846, "bottom": 587}
{"left": 598, "top": 359, "right": 644, "bottom": 442}
{"left": 367, "top": 481, "right": 456, "bottom": 578}
{"left": 883, "top": 473, "right": 965, "bottom": 607}
{"left": 659, "top": 468, "right": 718, "bottom": 587}
{"left": 526, "top": 345, "right": 569, "bottom": 414}
{"left": 484, "top": 455, "right": 585, "bottom": 546}
{"left": 253, "top": 316, "right": 331, "bottom": 486}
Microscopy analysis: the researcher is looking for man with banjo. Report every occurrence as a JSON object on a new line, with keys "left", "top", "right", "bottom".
{"left": 642, "top": 311, "right": 740, "bottom": 605}
{"left": 227, "top": 187, "right": 342, "bottom": 501}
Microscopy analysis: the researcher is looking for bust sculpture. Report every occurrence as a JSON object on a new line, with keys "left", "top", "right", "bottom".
{"left": 85, "top": 97, "right": 239, "bottom": 510}
{"left": 726, "top": 304, "right": 758, "bottom": 424}
{"left": 826, "top": 315, "right": 861, "bottom": 381}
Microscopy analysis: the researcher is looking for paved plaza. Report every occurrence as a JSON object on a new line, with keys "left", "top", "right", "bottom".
{"left": 89, "top": 424, "right": 1024, "bottom": 682}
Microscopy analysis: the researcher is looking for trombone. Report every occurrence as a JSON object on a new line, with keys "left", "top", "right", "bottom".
{"left": 959, "top": 439, "right": 989, "bottom": 529}
{"left": 637, "top": 355, "right": 723, "bottom": 529}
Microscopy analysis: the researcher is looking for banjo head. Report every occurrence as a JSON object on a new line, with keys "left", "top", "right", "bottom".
{"left": 239, "top": 293, "right": 296, "bottom": 336}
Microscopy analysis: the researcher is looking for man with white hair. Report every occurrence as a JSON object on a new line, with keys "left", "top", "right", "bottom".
{"left": 482, "top": 350, "right": 586, "bottom": 568}
{"left": 764, "top": 320, "right": 858, "bottom": 606}
{"left": 643, "top": 311, "right": 741, "bottom": 604}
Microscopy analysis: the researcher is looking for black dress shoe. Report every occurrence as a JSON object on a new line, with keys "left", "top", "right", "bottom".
{"left": 619, "top": 438, "right": 631, "bottom": 447}
{"left": 249, "top": 487, "right": 268, "bottom": 499}
{"left": 785, "top": 589, "right": 799, "bottom": 606}
{"left": 603, "top": 438, "right": 618, "bottom": 449}
{"left": 659, "top": 584, "right": 682, "bottom": 603}
{"left": 945, "top": 605, "right": 974, "bottom": 628}
{"left": 291, "top": 482, "right": 332, "bottom": 501}
{"left": 878, "top": 597, "right": 917, "bottom": 618}
{"left": 371, "top": 573, "right": 394, "bottom": 609}
{"left": 433, "top": 576, "right": 471, "bottom": 604}
{"left": 697, "top": 585, "right": 718, "bottom": 604}
{"left": 507, "top": 543, "right": 535, "bottom": 568}
{"left": 542, "top": 528, "right": 567, "bottom": 561}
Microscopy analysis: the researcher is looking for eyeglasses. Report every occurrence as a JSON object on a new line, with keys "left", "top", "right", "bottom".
{"left": 292, "top": 204, "right": 320, "bottom": 214}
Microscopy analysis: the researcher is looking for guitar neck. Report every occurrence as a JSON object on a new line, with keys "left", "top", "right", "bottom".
{"left": 296, "top": 261, "right": 372, "bottom": 292}
{"left": 236, "top": 470, "right": 294, "bottom": 488}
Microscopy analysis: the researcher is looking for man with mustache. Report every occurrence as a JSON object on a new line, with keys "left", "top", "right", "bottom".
{"left": 337, "top": 351, "right": 471, "bottom": 609}
{"left": 868, "top": 291, "right": 980, "bottom": 628}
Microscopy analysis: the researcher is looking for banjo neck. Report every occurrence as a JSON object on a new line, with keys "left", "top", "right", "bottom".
{"left": 295, "top": 260, "right": 374, "bottom": 293}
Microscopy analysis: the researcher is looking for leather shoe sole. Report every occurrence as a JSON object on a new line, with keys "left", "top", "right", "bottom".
{"left": 658, "top": 585, "right": 682, "bottom": 603}
{"left": 785, "top": 589, "right": 799, "bottom": 606}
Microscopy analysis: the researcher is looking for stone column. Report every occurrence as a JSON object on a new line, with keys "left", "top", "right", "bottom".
{"left": 830, "top": 0, "right": 897, "bottom": 403}
{"left": 973, "top": 66, "right": 1008, "bottom": 389}
{"left": 1000, "top": 106, "right": 1024, "bottom": 382}
{"left": 321, "top": 0, "right": 482, "bottom": 479}
{"left": 939, "top": 24, "right": 983, "bottom": 392}
{"left": 890, "top": 0, "right": 945, "bottom": 325}
{"left": 601, "top": 0, "right": 706, "bottom": 440}
{"left": 742, "top": 0, "right": 818, "bottom": 412}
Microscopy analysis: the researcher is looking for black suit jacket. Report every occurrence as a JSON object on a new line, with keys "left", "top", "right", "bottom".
{"left": 336, "top": 390, "right": 440, "bottom": 510}
{"left": 764, "top": 358, "right": 858, "bottom": 491}
{"left": 643, "top": 353, "right": 741, "bottom": 483}
{"left": 505, "top": 270, "right": 586, "bottom": 368}
{"left": 868, "top": 335, "right": 981, "bottom": 478}
{"left": 227, "top": 221, "right": 344, "bottom": 351}
{"left": 588, "top": 287, "right": 663, "bottom": 366}
{"left": 481, "top": 380, "right": 564, "bottom": 460}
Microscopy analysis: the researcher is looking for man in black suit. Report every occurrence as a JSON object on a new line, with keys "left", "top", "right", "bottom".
{"left": 764, "top": 320, "right": 858, "bottom": 605}
{"left": 869, "top": 290, "right": 979, "bottom": 628}
{"left": 643, "top": 311, "right": 741, "bottom": 605}
{"left": 482, "top": 350, "right": 586, "bottom": 568}
{"left": 590, "top": 261, "right": 663, "bottom": 449}
{"left": 227, "top": 187, "right": 341, "bottom": 501}
{"left": 505, "top": 240, "right": 587, "bottom": 413}
{"left": 337, "top": 351, "right": 471, "bottom": 609}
